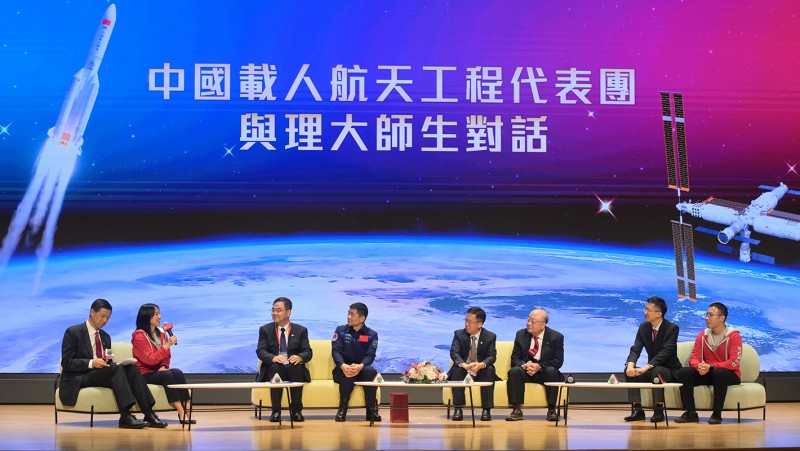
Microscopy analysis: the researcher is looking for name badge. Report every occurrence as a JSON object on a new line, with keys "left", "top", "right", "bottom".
{"left": 359, "top": 335, "right": 369, "bottom": 343}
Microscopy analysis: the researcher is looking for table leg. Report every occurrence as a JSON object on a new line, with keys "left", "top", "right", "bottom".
{"left": 285, "top": 387, "right": 294, "bottom": 428}
{"left": 563, "top": 386, "right": 569, "bottom": 426}
{"left": 468, "top": 387, "right": 476, "bottom": 428}
{"left": 187, "top": 389, "right": 194, "bottom": 431}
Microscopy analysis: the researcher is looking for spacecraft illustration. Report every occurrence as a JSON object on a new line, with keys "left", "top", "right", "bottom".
{"left": 0, "top": 5, "right": 116, "bottom": 284}
{"left": 661, "top": 91, "right": 800, "bottom": 302}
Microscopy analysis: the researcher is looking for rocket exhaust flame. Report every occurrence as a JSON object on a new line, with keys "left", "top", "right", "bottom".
{"left": 0, "top": 5, "right": 116, "bottom": 289}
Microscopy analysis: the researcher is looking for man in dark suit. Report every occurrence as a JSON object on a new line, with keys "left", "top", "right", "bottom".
{"left": 505, "top": 308, "right": 564, "bottom": 422}
{"left": 623, "top": 295, "right": 681, "bottom": 423}
{"left": 447, "top": 306, "right": 500, "bottom": 422}
{"left": 256, "top": 297, "right": 313, "bottom": 423}
{"left": 59, "top": 299, "right": 167, "bottom": 429}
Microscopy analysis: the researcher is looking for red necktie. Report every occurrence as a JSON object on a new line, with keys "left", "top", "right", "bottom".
{"left": 652, "top": 328, "right": 658, "bottom": 343}
{"left": 529, "top": 336, "right": 540, "bottom": 361}
{"left": 94, "top": 331, "right": 103, "bottom": 359}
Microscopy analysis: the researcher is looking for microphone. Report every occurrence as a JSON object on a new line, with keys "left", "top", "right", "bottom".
{"left": 653, "top": 374, "right": 665, "bottom": 384}
{"left": 162, "top": 322, "right": 176, "bottom": 345}
{"left": 564, "top": 374, "right": 575, "bottom": 384}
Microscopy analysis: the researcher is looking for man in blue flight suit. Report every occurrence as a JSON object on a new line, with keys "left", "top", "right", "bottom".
{"left": 331, "top": 302, "right": 381, "bottom": 422}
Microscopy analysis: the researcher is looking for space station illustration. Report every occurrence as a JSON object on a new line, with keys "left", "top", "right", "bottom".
{"left": 661, "top": 91, "right": 800, "bottom": 302}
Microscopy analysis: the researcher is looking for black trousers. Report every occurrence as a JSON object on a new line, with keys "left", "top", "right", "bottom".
{"left": 333, "top": 365, "right": 378, "bottom": 406}
{"left": 506, "top": 365, "right": 561, "bottom": 407}
{"left": 449, "top": 365, "right": 496, "bottom": 409}
{"left": 81, "top": 364, "right": 155, "bottom": 415}
{"left": 263, "top": 362, "right": 306, "bottom": 411}
{"left": 624, "top": 366, "right": 676, "bottom": 404}
{"left": 675, "top": 367, "right": 741, "bottom": 414}
{"left": 143, "top": 368, "right": 189, "bottom": 404}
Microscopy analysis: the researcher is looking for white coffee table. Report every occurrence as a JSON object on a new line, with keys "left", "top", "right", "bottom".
{"left": 544, "top": 381, "right": 683, "bottom": 428}
{"left": 355, "top": 381, "right": 493, "bottom": 427}
{"left": 167, "top": 382, "right": 304, "bottom": 429}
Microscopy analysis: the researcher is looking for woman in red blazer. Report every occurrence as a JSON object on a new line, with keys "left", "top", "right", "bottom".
{"left": 131, "top": 303, "right": 194, "bottom": 424}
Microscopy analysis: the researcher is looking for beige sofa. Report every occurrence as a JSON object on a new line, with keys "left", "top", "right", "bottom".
{"left": 442, "top": 341, "right": 562, "bottom": 410}
{"left": 251, "top": 339, "right": 377, "bottom": 415}
{"left": 641, "top": 341, "right": 766, "bottom": 422}
{"left": 54, "top": 341, "right": 175, "bottom": 426}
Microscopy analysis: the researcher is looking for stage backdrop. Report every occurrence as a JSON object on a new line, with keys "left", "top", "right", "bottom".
{"left": 0, "top": 1, "right": 798, "bottom": 374}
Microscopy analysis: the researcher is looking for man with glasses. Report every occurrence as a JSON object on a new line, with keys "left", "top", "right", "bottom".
{"left": 505, "top": 308, "right": 564, "bottom": 422}
{"left": 674, "top": 302, "right": 742, "bottom": 424}
{"left": 623, "top": 296, "right": 681, "bottom": 423}
{"left": 256, "top": 297, "right": 313, "bottom": 423}
{"left": 447, "top": 306, "right": 500, "bottom": 421}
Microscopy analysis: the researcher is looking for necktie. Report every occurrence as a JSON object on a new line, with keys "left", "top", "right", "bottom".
{"left": 652, "top": 328, "right": 658, "bottom": 343}
{"left": 468, "top": 336, "right": 478, "bottom": 363}
{"left": 280, "top": 327, "right": 287, "bottom": 354}
{"left": 94, "top": 331, "right": 103, "bottom": 359}
{"left": 529, "top": 335, "right": 540, "bottom": 361}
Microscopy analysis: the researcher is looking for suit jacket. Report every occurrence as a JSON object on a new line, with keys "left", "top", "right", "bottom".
{"left": 625, "top": 318, "right": 681, "bottom": 370}
{"left": 59, "top": 322, "right": 111, "bottom": 406}
{"left": 510, "top": 327, "right": 564, "bottom": 371}
{"left": 447, "top": 328, "right": 502, "bottom": 381}
{"left": 256, "top": 322, "right": 313, "bottom": 382}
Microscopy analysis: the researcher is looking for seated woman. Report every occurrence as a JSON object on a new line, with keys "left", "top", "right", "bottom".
{"left": 131, "top": 303, "right": 195, "bottom": 424}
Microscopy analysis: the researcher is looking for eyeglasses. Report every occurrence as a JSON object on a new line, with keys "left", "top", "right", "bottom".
{"left": 644, "top": 308, "right": 661, "bottom": 313}
{"left": 464, "top": 319, "right": 481, "bottom": 325}
{"left": 271, "top": 308, "right": 286, "bottom": 313}
{"left": 527, "top": 319, "right": 545, "bottom": 324}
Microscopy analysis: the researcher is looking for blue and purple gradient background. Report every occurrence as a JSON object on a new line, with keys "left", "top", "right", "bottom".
{"left": 0, "top": 1, "right": 799, "bottom": 373}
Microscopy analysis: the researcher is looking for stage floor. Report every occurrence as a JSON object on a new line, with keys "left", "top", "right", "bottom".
{"left": 3, "top": 403, "right": 799, "bottom": 450}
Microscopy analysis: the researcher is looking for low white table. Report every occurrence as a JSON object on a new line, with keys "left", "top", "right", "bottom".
{"left": 355, "top": 381, "right": 493, "bottom": 427}
{"left": 544, "top": 381, "right": 683, "bottom": 428}
{"left": 167, "top": 382, "right": 304, "bottom": 430}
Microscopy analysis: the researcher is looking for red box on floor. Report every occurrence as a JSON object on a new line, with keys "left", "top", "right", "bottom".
{"left": 390, "top": 392, "right": 409, "bottom": 423}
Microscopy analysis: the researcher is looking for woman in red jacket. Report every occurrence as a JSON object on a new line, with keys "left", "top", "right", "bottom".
{"left": 132, "top": 303, "right": 194, "bottom": 424}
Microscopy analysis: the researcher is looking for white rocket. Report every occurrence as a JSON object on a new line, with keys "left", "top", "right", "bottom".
{"left": 48, "top": 4, "right": 116, "bottom": 154}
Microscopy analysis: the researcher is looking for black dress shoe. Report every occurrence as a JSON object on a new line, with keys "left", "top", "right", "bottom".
{"left": 179, "top": 418, "right": 197, "bottom": 425}
{"left": 505, "top": 409, "right": 524, "bottom": 421}
{"left": 624, "top": 409, "right": 646, "bottom": 422}
{"left": 480, "top": 409, "right": 491, "bottom": 421}
{"left": 367, "top": 405, "right": 382, "bottom": 422}
{"left": 546, "top": 409, "right": 560, "bottom": 422}
{"left": 144, "top": 413, "right": 168, "bottom": 428}
{"left": 708, "top": 413, "right": 722, "bottom": 424}
{"left": 291, "top": 411, "right": 305, "bottom": 422}
{"left": 269, "top": 411, "right": 281, "bottom": 423}
{"left": 674, "top": 410, "right": 699, "bottom": 423}
{"left": 651, "top": 409, "right": 665, "bottom": 423}
{"left": 335, "top": 406, "right": 347, "bottom": 422}
{"left": 452, "top": 407, "right": 464, "bottom": 421}
{"left": 118, "top": 414, "right": 147, "bottom": 429}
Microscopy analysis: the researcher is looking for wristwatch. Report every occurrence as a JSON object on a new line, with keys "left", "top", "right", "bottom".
{"left": 709, "top": 364, "right": 715, "bottom": 371}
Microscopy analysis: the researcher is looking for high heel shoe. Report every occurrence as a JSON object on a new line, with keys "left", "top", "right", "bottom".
{"left": 178, "top": 416, "right": 197, "bottom": 425}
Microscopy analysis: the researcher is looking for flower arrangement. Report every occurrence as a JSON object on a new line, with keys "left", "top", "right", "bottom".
{"left": 403, "top": 361, "right": 448, "bottom": 383}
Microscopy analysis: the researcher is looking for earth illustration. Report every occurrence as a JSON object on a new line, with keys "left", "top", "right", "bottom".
{"left": 1, "top": 235, "right": 797, "bottom": 374}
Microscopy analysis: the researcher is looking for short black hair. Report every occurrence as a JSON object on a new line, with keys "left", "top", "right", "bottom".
{"left": 91, "top": 298, "right": 112, "bottom": 312}
{"left": 467, "top": 306, "right": 486, "bottom": 323}
{"left": 647, "top": 296, "right": 668, "bottom": 316}
{"left": 274, "top": 297, "right": 292, "bottom": 311}
{"left": 350, "top": 302, "right": 368, "bottom": 319}
{"left": 709, "top": 302, "right": 728, "bottom": 320}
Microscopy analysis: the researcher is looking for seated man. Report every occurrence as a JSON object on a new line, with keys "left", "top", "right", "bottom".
{"left": 675, "top": 302, "right": 742, "bottom": 425}
{"left": 256, "top": 297, "right": 313, "bottom": 423}
{"left": 447, "top": 306, "right": 499, "bottom": 422}
{"left": 505, "top": 308, "right": 564, "bottom": 422}
{"left": 623, "top": 296, "right": 681, "bottom": 423}
{"left": 331, "top": 302, "right": 381, "bottom": 422}
{"left": 59, "top": 299, "right": 167, "bottom": 429}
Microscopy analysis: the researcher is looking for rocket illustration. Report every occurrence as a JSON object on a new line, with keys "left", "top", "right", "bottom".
{"left": 48, "top": 4, "right": 116, "bottom": 154}
{"left": 0, "top": 4, "right": 116, "bottom": 284}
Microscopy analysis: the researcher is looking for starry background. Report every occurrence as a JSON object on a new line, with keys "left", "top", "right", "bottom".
{"left": 0, "top": 1, "right": 799, "bottom": 372}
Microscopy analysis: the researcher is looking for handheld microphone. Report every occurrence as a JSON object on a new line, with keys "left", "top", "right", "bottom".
{"left": 653, "top": 373, "right": 665, "bottom": 384}
{"left": 564, "top": 374, "right": 575, "bottom": 384}
{"left": 162, "top": 322, "right": 176, "bottom": 345}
